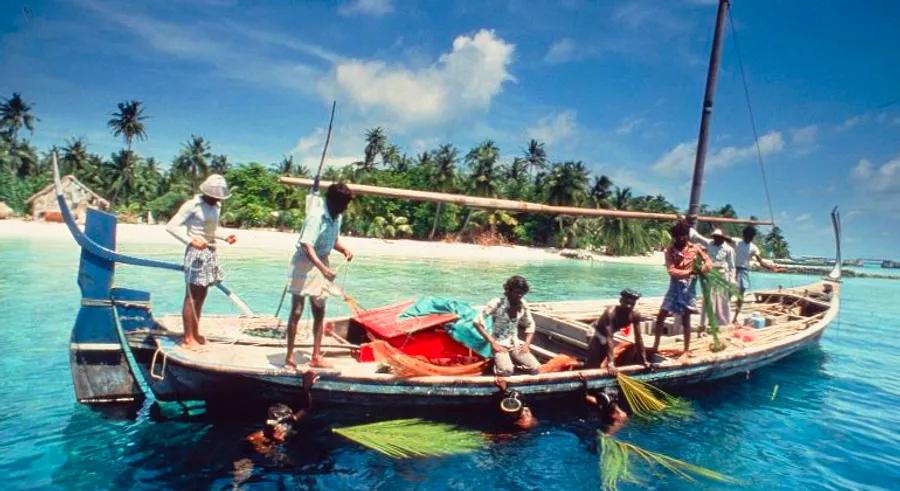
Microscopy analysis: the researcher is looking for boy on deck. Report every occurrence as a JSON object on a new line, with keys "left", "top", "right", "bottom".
{"left": 733, "top": 226, "right": 782, "bottom": 322}
{"left": 585, "top": 289, "right": 650, "bottom": 373}
{"left": 474, "top": 275, "right": 541, "bottom": 376}
{"left": 653, "top": 221, "right": 713, "bottom": 361}
{"left": 285, "top": 183, "right": 354, "bottom": 369}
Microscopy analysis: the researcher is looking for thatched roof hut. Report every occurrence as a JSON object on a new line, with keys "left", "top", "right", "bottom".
{"left": 26, "top": 175, "right": 109, "bottom": 223}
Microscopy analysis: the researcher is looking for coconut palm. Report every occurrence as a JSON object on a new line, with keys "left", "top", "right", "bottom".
{"left": 523, "top": 139, "right": 547, "bottom": 180}
{"left": 173, "top": 135, "right": 211, "bottom": 192}
{"left": 543, "top": 161, "right": 589, "bottom": 246}
{"left": 107, "top": 100, "right": 147, "bottom": 152}
{"left": 599, "top": 187, "right": 652, "bottom": 255}
{"left": 210, "top": 154, "right": 229, "bottom": 174}
{"left": 589, "top": 175, "right": 613, "bottom": 209}
{"left": 105, "top": 150, "right": 139, "bottom": 203}
{"left": 0, "top": 93, "right": 37, "bottom": 142}
{"left": 276, "top": 155, "right": 295, "bottom": 175}
{"left": 360, "top": 127, "right": 387, "bottom": 172}
{"left": 0, "top": 139, "right": 39, "bottom": 179}
{"left": 764, "top": 226, "right": 790, "bottom": 259}
{"left": 458, "top": 140, "right": 500, "bottom": 239}
{"left": 429, "top": 144, "right": 458, "bottom": 239}
{"left": 382, "top": 144, "right": 402, "bottom": 170}
{"left": 61, "top": 138, "right": 91, "bottom": 175}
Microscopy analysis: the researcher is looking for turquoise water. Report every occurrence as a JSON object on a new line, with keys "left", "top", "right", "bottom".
{"left": 1, "top": 236, "right": 899, "bottom": 490}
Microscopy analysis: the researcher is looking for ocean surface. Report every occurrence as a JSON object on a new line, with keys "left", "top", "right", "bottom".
{"left": 1, "top": 235, "right": 898, "bottom": 490}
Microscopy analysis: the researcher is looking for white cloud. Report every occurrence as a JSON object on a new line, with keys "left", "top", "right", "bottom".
{"left": 840, "top": 114, "right": 868, "bottom": 130}
{"left": 320, "top": 29, "right": 515, "bottom": 126}
{"left": 544, "top": 38, "right": 578, "bottom": 64}
{"left": 851, "top": 156, "right": 900, "bottom": 195}
{"left": 338, "top": 0, "right": 394, "bottom": 17}
{"left": 652, "top": 131, "right": 785, "bottom": 175}
{"left": 615, "top": 117, "right": 645, "bottom": 136}
{"left": 289, "top": 126, "right": 361, "bottom": 169}
{"left": 790, "top": 125, "right": 819, "bottom": 147}
{"left": 526, "top": 110, "right": 577, "bottom": 146}
{"left": 795, "top": 213, "right": 812, "bottom": 223}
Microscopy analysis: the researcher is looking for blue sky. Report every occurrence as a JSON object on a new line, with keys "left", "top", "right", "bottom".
{"left": 2, "top": 0, "right": 899, "bottom": 258}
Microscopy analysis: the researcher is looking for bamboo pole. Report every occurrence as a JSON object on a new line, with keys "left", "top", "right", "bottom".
{"left": 279, "top": 177, "right": 773, "bottom": 225}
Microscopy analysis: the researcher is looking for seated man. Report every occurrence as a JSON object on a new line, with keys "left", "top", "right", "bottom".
{"left": 474, "top": 275, "right": 541, "bottom": 376}
{"left": 586, "top": 289, "right": 650, "bottom": 373}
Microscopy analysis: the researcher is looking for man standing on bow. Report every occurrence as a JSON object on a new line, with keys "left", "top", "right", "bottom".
{"left": 732, "top": 226, "right": 782, "bottom": 322}
{"left": 166, "top": 174, "right": 237, "bottom": 348}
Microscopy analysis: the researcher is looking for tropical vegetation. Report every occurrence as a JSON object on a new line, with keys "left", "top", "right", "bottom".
{"left": 0, "top": 92, "right": 790, "bottom": 257}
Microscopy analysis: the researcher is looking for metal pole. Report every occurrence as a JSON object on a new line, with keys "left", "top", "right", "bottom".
{"left": 687, "top": 0, "right": 730, "bottom": 222}
{"left": 313, "top": 101, "right": 337, "bottom": 193}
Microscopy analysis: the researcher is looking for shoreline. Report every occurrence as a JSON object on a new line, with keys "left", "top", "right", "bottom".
{"left": 0, "top": 219, "right": 665, "bottom": 265}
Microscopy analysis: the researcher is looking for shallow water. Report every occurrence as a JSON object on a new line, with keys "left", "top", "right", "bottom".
{"left": 1, "top": 236, "right": 898, "bottom": 490}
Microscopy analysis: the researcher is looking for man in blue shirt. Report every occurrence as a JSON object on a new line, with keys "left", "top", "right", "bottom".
{"left": 285, "top": 183, "right": 354, "bottom": 369}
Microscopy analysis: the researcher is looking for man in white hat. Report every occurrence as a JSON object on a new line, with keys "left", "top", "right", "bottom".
{"left": 690, "top": 226, "right": 736, "bottom": 328}
{"left": 166, "top": 174, "right": 237, "bottom": 348}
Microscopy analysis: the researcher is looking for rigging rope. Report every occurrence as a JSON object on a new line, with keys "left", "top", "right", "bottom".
{"left": 728, "top": 7, "right": 776, "bottom": 226}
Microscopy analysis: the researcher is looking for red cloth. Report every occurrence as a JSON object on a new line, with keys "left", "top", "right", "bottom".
{"left": 353, "top": 301, "right": 471, "bottom": 363}
{"left": 353, "top": 300, "right": 458, "bottom": 338}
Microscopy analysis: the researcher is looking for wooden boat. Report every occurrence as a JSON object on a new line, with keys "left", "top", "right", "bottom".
{"left": 57, "top": 157, "right": 843, "bottom": 406}
{"left": 61, "top": 0, "right": 841, "bottom": 408}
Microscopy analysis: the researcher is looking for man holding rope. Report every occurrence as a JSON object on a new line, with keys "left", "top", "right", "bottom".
{"left": 285, "top": 183, "right": 354, "bottom": 369}
{"left": 166, "top": 174, "right": 236, "bottom": 349}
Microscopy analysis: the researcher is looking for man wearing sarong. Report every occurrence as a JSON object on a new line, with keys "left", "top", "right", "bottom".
{"left": 474, "top": 275, "right": 541, "bottom": 376}
{"left": 285, "top": 183, "right": 354, "bottom": 369}
{"left": 653, "top": 221, "right": 713, "bottom": 360}
{"left": 690, "top": 227, "right": 736, "bottom": 328}
{"left": 166, "top": 174, "right": 236, "bottom": 348}
{"left": 585, "top": 289, "right": 650, "bottom": 373}
{"left": 732, "top": 226, "right": 782, "bottom": 322}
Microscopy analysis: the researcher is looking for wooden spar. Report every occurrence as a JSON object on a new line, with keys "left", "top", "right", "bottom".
{"left": 688, "top": 0, "right": 729, "bottom": 220}
{"left": 279, "top": 177, "right": 773, "bottom": 225}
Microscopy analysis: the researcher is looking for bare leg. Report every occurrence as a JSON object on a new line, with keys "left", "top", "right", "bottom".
{"left": 653, "top": 310, "right": 668, "bottom": 352}
{"left": 680, "top": 312, "right": 692, "bottom": 360}
{"left": 189, "top": 284, "right": 209, "bottom": 344}
{"left": 733, "top": 292, "right": 745, "bottom": 324}
{"left": 285, "top": 294, "right": 305, "bottom": 369}
{"left": 309, "top": 301, "right": 330, "bottom": 368}
{"left": 181, "top": 289, "right": 198, "bottom": 346}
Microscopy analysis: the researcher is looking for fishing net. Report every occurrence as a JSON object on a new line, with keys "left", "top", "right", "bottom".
{"left": 368, "top": 340, "right": 486, "bottom": 377}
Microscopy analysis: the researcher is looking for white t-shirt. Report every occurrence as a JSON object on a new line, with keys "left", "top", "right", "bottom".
{"left": 166, "top": 195, "right": 223, "bottom": 246}
{"left": 735, "top": 241, "right": 760, "bottom": 269}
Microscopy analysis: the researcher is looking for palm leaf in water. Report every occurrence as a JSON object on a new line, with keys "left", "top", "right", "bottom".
{"left": 616, "top": 373, "right": 694, "bottom": 419}
{"left": 600, "top": 434, "right": 739, "bottom": 491}
{"left": 333, "top": 418, "right": 484, "bottom": 458}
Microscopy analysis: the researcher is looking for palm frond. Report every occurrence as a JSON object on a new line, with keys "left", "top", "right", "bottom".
{"left": 616, "top": 373, "right": 694, "bottom": 419}
{"left": 333, "top": 418, "right": 485, "bottom": 459}
{"left": 600, "top": 434, "right": 739, "bottom": 491}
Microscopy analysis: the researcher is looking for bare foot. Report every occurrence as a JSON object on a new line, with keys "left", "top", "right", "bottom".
{"left": 197, "top": 335, "right": 207, "bottom": 345}
{"left": 285, "top": 357, "right": 298, "bottom": 370}
{"left": 309, "top": 356, "right": 333, "bottom": 368}
{"left": 677, "top": 352, "right": 693, "bottom": 363}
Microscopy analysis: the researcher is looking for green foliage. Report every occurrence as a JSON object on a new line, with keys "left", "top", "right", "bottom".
{"left": 333, "top": 418, "right": 485, "bottom": 458}
{"left": 599, "top": 434, "right": 739, "bottom": 491}
{"left": 764, "top": 226, "right": 790, "bottom": 258}
{"left": 694, "top": 256, "right": 740, "bottom": 351}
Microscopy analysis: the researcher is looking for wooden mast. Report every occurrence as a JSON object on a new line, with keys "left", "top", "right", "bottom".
{"left": 279, "top": 177, "right": 772, "bottom": 225}
{"left": 687, "top": 0, "right": 730, "bottom": 221}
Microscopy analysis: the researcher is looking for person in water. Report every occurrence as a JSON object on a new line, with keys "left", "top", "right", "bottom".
{"left": 165, "top": 174, "right": 237, "bottom": 348}
{"left": 494, "top": 377, "right": 538, "bottom": 430}
{"left": 580, "top": 374, "right": 628, "bottom": 436}
{"left": 690, "top": 227, "right": 737, "bottom": 329}
{"left": 285, "top": 183, "right": 354, "bottom": 369}
{"left": 586, "top": 289, "right": 650, "bottom": 373}
{"left": 474, "top": 275, "right": 541, "bottom": 376}
{"left": 653, "top": 221, "right": 713, "bottom": 360}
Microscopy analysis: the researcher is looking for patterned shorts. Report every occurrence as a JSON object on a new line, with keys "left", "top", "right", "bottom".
{"left": 184, "top": 246, "right": 223, "bottom": 287}
{"left": 661, "top": 278, "right": 696, "bottom": 315}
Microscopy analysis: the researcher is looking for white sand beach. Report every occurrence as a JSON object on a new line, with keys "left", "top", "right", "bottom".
{"left": 0, "top": 219, "right": 665, "bottom": 265}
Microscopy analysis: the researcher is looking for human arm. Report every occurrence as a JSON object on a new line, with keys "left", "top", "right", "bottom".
{"left": 604, "top": 316, "right": 617, "bottom": 376}
{"left": 333, "top": 237, "right": 353, "bottom": 262}
{"left": 632, "top": 312, "right": 650, "bottom": 367}
{"left": 518, "top": 302, "right": 536, "bottom": 353}
{"left": 475, "top": 299, "right": 506, "bottom": 353}
{"left": 301, "top": 243, "right": 336, "bottom": 282}
{"left": 165, "top": 199, "right": 206, "bottom": 249}
{"left": 753, "top": 248, "right": 782, "bottom": 271}
{"left": 215, "top": 228, "right": 237, "bottom": 245}
{"left": 690, "top": 227, "right": 712, "bottom": 246}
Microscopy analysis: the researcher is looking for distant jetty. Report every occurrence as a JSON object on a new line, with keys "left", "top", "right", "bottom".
{"left": 769, "top": 264, "right": 899, "bottom": 280}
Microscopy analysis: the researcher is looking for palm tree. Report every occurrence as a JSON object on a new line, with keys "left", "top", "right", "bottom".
{"left": 589, "top": 175, "right": 613, "bottom": 209}
{"left": 173, "top": 135, "right": 211, "bottom": 192}
{"left": 276, "top": 155, "right": 295, "bottom": 175}
{"left": 382, "top": 143, "right": 402, "bottom": 170}
{"left": 210, "top": 154, "right": 229, "bottom": 174}
{"left": 61, "top": 138, "right": 91, "bottom": 176}
{"left": 1, "top": 139, "right": 39, "bottom": 179}
{"left": 429, "top": 144, "right": 458, "bottom": 239}
{"left": 599, "top": 187, "right": 652, "bottom": 255}
{"left": 764, "top": 226, "right": 790, "bottom": 259}
{"left": 107, "top": 100, "right": 147, "bottom": 152}
{"left": 0, "top": 93, "right": 37, "bottom": 142}
{"left": 523, "top": 139, "right": 547, "bottom": 180}
{"left": 458, "top": 140, "right": 500, "bottom": 239}
{"left": 360, "top": 127, "right": 387, "bottom": 172}
{"left": 105, "top": 150, "right": 139, "bottom": 203}
{"left": 543, "top": 161, "right": 589, "bottom": 247}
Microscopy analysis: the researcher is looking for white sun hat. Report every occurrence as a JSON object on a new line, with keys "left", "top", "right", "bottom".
{"left": 199, "top": 174, "right": 231, "bottom": 200}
